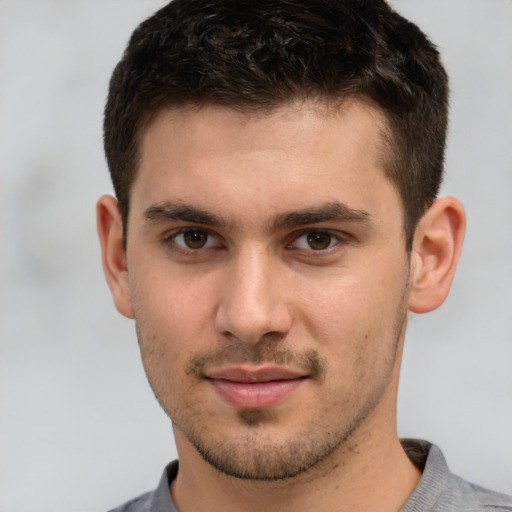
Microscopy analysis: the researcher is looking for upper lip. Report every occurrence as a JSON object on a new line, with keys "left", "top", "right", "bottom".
{"left": 206, "top": 367, "right": 307, "bottom": 383}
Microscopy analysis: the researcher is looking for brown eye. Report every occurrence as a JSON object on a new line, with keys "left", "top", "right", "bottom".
{"left": 172, "top": 229, "right": 215, "bottom": 250}
{"left": 306, "top": 231, "right": 333, "bottom": 250}
{"left": 182, "top": 230, "right": 209, "bottom": 249}
{"left": 290, "top": 230, "right": 341, "bottom": 251}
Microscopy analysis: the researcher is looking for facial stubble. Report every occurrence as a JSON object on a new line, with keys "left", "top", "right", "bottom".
{"left": 176, "top": 342, "right": 336, "bottom": 481}
{"left": 135, "top": 268, "right": 410, "bottom": 482}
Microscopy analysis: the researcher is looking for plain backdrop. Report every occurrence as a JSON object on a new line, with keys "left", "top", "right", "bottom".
{"left": 0, "top": 1, "right": 511, "bottom": 511}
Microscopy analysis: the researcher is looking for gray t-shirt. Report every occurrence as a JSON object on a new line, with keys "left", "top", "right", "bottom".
{"left": 108, "top": 439, "right": 512, "bottom": 512}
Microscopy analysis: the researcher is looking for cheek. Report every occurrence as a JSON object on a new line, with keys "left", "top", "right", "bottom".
{"left": 296, "top": 265, "right": 407, "bottom": 364}
{"left": 129, "top": 263, "right": 230, "bottom": 393}
{"left": 131, "top": 262, "right": 218, "bottom": 332}
{"left": 298, "top": 272, "right": 386, "bottom": 335}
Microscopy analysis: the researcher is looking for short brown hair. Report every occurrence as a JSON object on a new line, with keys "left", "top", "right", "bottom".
{"left": 104, "top": 0, "right": 449, "bottom": 249}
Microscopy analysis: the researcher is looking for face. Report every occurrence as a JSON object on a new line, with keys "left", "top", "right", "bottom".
{"left": 124, "top": 100, "right": 411, "bottom": 480}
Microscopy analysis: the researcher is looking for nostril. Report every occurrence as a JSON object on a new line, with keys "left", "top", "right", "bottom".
{"left": 215, "top": 329, "right": 287, "bottom": 347}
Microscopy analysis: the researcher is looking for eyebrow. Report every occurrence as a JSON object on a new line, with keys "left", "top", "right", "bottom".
{"left": 144, "top": 202, "right": 230, "bottom": 227}
{"left": 143, "top": 200, "right": 371, "bottom": 231}
{"left": 271, "top": 202, "right": 372, "bottom": 230}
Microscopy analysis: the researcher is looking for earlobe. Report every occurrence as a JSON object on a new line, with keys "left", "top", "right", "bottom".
{"left": 96, "top": 195, "right": 134, "bottom": 319}
{"left": 408, "top": 196, "right": 466, "bottom": 314}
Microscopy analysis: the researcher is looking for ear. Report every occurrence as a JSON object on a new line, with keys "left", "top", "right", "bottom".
{"left": 408, "top": 196, "right": 466, "bottom": 314}
{"left": 96, "top": 195, "right": 134, "bottom": 319}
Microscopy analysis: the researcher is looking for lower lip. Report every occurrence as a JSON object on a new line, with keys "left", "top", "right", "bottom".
{"left": 209, "top": 378, "right": 305, "bottom": 409}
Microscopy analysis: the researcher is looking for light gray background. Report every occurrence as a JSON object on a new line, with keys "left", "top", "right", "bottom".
{"left": 0, "top": 1, "right": 510, "bottom": 511}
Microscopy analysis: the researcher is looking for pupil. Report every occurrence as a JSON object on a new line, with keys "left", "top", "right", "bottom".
{"left": 184, "top": 231, "right": 207, "bottom": 248}
{"left": 307, "top": 232, "right": 331, "bottom": 250}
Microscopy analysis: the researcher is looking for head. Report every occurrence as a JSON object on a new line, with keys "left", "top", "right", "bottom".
{"left": 103, "top": 0, "right": 449, "bottom": 251}
{"left": 98, "top": 0, "right": 465, "bottom": 484}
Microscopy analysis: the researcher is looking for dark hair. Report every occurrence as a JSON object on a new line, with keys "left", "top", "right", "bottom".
{"left": 104, "top": 0, "right": 449, "bottom": 249}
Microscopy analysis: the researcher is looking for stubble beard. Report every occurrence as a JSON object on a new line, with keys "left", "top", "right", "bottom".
{"left": 172, "top": 342, "right": 344, "bottom": 481}
{"left": 175, "top": 400, "right": 377, "bottom": 482}
{"left": 137, "top": 283, "right": 409, "bottom": 482}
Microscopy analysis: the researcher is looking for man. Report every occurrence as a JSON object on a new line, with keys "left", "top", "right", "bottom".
{"left": 96, "top": 0, "right": 512, "bottom": 510}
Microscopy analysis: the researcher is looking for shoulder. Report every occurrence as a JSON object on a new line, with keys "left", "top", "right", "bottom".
{"left": 106, "top": 491, "right": 153, "bottom": 512}
{"left": 439, "top": 473, "right": 512, "bottom": 512}
{"left": 106, "top": 461, "right": 179, "bottom": 512}
{"left": 401, "top": 439, "right": 512, "bottom": 512}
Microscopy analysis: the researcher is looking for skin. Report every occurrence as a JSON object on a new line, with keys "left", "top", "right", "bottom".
{"left": 97, "top": 99, "right": 465, "bottom": 512}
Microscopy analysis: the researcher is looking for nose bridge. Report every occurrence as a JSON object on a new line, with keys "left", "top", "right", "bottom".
{"left": 215, "top": 244, "right": 292, "bottom": 344}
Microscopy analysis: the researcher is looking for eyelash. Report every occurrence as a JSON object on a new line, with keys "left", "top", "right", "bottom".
{"left": 287, "top": 229, "right": 349, "bottom": 253}
{"left": 162, "top": 227, "right": 349, "bottom": 255}
{"left": 163, "top": 228, "right": 223, "bottom": 253}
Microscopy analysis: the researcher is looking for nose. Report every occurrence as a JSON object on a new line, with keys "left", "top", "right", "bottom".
{"left": 214, "top": 246, "right": 293, "bottom": 345}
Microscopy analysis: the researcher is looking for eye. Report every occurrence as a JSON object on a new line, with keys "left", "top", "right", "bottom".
{"left": 170, "top": 228, "right": 220, "bottom": 250}
{"left": 290, "top": 230, "right": 343, "bottom": 251}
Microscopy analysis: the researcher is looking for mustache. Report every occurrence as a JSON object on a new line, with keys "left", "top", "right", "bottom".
{"left": 185, "top": 342, "right": 326, "bottom": 380}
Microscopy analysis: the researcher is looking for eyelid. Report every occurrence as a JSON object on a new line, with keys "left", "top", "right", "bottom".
{"left": 287, "top": 228, "right": 350, "bottom": 251}
{"left": 163, "top": 226, "right": 223, "bottom": 251}
{"left": 161, "top": 226, "right": 350, "bottom": 256}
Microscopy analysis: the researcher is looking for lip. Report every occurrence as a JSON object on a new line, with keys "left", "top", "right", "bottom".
{"left": 206, "top": 367, "right": 307, "bottom": 410}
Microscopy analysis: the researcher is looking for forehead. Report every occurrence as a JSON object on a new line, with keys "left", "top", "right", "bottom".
{"left": 130, "top": 99, "right": 399, "bottom": 227}
{"left": 140, "top": 98, "right": 389, "bottom": 158}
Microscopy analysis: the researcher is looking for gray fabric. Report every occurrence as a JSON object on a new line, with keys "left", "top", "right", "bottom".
{"left": 401, "top": 440, "right": 512, "bottom": 511}
{"left": 108, "top": 440, "right": 512, "bottom": 512}
{"left": 108, "top": 461, "right": 179, "bottom": 512}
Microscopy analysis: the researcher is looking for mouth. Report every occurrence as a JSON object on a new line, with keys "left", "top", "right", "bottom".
{"left": 205, "top": 367, "right": 308, "bottom": 410}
